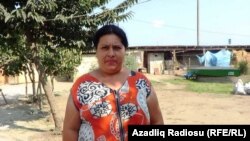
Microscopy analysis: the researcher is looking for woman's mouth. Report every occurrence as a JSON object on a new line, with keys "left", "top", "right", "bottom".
{"left": 105, "top": 60, "right": 117, "bottom": 64}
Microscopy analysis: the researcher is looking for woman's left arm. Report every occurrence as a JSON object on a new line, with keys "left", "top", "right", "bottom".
{"left": 147, "top": 86, "right": 164, "bottom": 124}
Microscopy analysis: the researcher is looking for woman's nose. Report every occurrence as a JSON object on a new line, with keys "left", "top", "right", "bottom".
{"left": 107, "top": 47, "right": 115, "bottom": 56}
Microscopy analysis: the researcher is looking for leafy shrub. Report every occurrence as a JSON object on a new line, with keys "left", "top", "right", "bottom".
{"left": 238, "top": 60, "right": 248, "bottom": 75}
{"left": 124, "top": 54, "right": 138, "bottom": 71}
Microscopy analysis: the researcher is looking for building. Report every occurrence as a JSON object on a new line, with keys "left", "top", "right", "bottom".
{"left": 127, "top": 45, "right": 250, "bottom": 75}
{"left": 1, "top": 45, "right": 250, "bottom": 84}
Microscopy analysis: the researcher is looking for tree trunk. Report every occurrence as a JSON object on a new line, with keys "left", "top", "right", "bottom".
{"left": 51, "top": 75, "right": 54, "bottom": 92}
{"left": 41, "top": 74, "right": 62, "bottom": 133}
{"left": 28, "top": 38, "right": 62, "bottom": 133}
{"left": 24, "top": 70, "right": 28, "bottom": 97}
{"left": 36, "top": 76, "right": 42, "bottom": 110}
{"left": 27, "top": 63, "right": 36, "bottom": 102}
{"left": 36, "top": 63, "right": 63, "bottom": 133}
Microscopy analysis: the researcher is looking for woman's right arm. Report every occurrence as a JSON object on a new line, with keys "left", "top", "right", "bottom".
{"left": 63, "top": 94, "right": 81, "bottom": 141}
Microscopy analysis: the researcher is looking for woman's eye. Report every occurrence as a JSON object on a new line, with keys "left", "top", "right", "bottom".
{"left": 101, "top": 46, "right": 109, "bottom": 50}
{"left": 113, "top": 45, "right": 122, "bottom": 50}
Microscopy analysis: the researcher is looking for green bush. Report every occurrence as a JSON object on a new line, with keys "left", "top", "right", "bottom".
{"left": 238, "top": 60, "right": 248, "bottom": 75}
{"left": 124, "top": 55, "right": 138, "bottom": 71}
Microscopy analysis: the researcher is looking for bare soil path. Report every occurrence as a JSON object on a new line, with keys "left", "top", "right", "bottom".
{"left": 0, "top": 74, "right": 250, "bottom": 141}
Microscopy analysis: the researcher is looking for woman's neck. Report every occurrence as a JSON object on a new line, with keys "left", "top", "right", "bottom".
{"left": 97, "top": 67, "right": 126, "bottom": 77}
{"left": 91, "top": 68, "right": 130, "bottom": 90}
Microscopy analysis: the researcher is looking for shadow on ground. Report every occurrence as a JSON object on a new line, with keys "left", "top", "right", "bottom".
{"left": 0, "top": 100, "right": 50, "bottom": 132}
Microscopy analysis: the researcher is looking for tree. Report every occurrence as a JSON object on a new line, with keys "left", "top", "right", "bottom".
{"left": 0, "top": 0, "right": 138, "bottom": 132}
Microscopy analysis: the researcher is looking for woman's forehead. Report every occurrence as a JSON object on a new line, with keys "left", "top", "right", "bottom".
{"left": 98, "top": 34, "right": 122, "bottom": 44}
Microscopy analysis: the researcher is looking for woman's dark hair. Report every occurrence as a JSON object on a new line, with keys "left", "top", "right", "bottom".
{"left": 93, "top": 24, "right": 128, "bottom": 48}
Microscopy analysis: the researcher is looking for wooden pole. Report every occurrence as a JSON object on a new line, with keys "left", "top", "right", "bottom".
{"left": 188, "top": 57, "right": 191, "bottom": 69}
{"left": 0, "top": 89, "right": 7, "bottom": 105}
{"left": 173, "top": 50, "right": 176, "bottom": 74}
{"left": 197, "top": 0, "right": 199, "bottom": 47}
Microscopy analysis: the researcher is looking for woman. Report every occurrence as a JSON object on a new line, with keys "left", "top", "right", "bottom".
{"left": 63, "top": 24, "right": 164, "bottom": 141}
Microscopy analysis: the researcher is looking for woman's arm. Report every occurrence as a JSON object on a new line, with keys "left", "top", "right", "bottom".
{"left": 63, "top": 94, "right": 81, "bottom": 141}
{"left": 147, "top": 86, "right": 164, "bottom": 124}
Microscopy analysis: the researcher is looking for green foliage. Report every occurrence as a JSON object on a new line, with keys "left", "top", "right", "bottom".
{"left": 124, "top": 54, "right": 138, "bottom": 71}
{"left": 238, "top": 60, "right": 248, "bottom": 75}
{"left": 0, "top": 1, "right": 139, "bottom": 130}
{"left": 0, "top": 34, "right": 29, "bottom": 76}
{"left": 0, "top": 0, "right": 138, "bottom": 78}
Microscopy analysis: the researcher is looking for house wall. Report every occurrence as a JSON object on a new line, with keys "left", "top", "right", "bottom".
{"left": 19, "top": 70, "right": 39, "bottom": 84}
{"left": 145, "top": 50, "right": 203, "bottom": 74}
{"left": 0, "top": 69, "right": 39, "bottom": 85}
{"left": 74, "top": 54, "right": 98, "bottom": 81}
{"left": 181, "top": 51, "right": 203, "bottom": 68}
{"left": 73, "top": 51, "right": 145, "bottom": 81}
{"left": 148, "top": 53, "right": 164, "bottom": 74}
{"left": 0, "top": 69, "right": 6, "bottom": 85}
{"left": 126, "top": 50, "right": 144, "bottom": 69}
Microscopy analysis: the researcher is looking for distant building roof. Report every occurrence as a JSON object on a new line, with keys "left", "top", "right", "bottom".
{"left": 128, "top": 45, "right": 250, "bottom": 51}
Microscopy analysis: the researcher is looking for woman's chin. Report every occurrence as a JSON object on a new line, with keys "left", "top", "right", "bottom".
{"left": 104, "top": 67, "right": 121, "bottom": 74}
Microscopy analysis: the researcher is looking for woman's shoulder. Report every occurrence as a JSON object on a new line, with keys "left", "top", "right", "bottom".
{"left": 131, "top": 71, "right": 148, "bottom": 78}
{"left": 72, "top": 73, "right": 95, "bottom": 86}
{"left": 129, "top": 71, "right": 151, "bottom": 83}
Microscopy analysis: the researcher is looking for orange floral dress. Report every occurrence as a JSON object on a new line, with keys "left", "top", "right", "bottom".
{"left": 71, "top": 71, "right": 151, "bottom": 141}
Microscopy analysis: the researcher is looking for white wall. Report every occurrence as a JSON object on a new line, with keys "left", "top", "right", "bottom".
{"left": 74, "top": 54, "right": 98, "bottom": 81}
{"left": 148, "top": 53, "right": 164, "bottom": 74}
{"left": 126, "top": 50, "right": 144, "bottom": 69}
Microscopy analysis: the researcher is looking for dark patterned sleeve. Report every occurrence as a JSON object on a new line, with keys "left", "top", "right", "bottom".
{"left": 136, "top": 72, "right": 152, "bottom": 98}
{"left": 145, "top": 78, "right": 152, "bottom": 98}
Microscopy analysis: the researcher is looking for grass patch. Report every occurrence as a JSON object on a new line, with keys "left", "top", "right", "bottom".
{"left": 150, "top": 80, "right": 162, "bottom": 85}
{"left": 161, "top": 77, "right": 234, "bottom": 94}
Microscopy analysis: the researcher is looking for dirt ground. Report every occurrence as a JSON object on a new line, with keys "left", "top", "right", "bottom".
{"left": 0, "top": 74, "right": 250, "bottom": 141}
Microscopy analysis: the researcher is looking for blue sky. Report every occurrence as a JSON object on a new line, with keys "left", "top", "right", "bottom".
{"left": 108, "top": 0, "right": 250, "bottom": 47}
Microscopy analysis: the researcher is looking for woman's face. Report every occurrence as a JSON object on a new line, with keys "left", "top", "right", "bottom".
{"left": 96, "top": 34, "right": 126, "bottom": 74}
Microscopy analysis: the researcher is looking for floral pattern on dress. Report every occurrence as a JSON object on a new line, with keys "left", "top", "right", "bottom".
{"left": 110, "top": 114, "right": 120, "bottom": 140}
{"left": 119, "top": 81, "right": 129, "bottom": 94}
{"left": 96, "top": 135, "right": 106, "bottom": 141}
{"left": 78, "top": 122, "right": 94, "bottom": 141}
{"left": 72, "top": 72, "right": 151, "bottom": 141}
{"left": 136, "top": 79, "right": 151, "bottom": 120}
{"left": 90, "top": 101, "right": 112, "bottom": 118}
{"left": 77, "top": 81, "right": 110, "bottom": 105}
{"left": 120, "top": 103, "right": 137, "bottom": 120}
{"left": 136, "top": 79, "right": 151, "bottom": 97}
